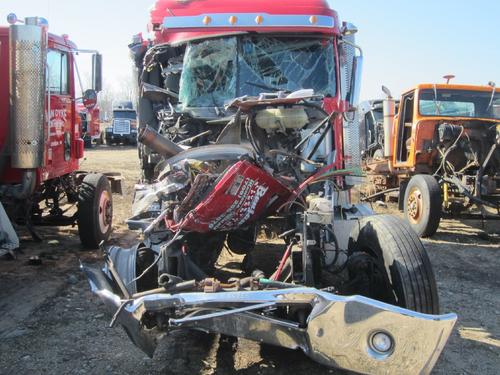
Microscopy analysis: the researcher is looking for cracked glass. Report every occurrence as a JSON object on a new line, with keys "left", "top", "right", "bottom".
{"left": 179, "top": 36, "right": 336, "bottom": 108}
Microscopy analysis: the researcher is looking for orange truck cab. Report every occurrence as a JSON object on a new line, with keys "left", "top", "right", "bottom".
{"left": 363, "top": 83, "right": 500, "bottom": 237}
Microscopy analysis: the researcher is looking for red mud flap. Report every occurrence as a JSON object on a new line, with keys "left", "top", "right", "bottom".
{"left": 81, "top": 264, "right": 457, "bottom": 374}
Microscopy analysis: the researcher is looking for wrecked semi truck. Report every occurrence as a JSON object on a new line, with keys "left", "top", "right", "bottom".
{"left": 82, "top": 1, "right": 457, "bottom": 373}
{"left": 360, "top": 84, "right": 500, "bottom": 237}
{"left": 0, "top": 14, "right": 114, "bottom": 253}
{"left": 358, "top": 98, "right": 400, "bottom": 160}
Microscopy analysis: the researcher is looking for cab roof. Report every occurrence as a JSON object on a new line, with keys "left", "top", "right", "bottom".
{"left": 0, "top": 26, "right": 77, "bottom": 50}
{"left": 149, "top": 0, "right": 339, "bottom": 45}
{"left": 409, "top": 83, "right": 499, "bottom": 94}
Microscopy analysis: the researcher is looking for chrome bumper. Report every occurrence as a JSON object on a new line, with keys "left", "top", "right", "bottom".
{"left": 82, "top": 264, "right": 456, "bottom": 375}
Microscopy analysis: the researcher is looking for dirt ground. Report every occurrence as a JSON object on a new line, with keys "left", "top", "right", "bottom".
{"left": 0, "top": 146, "right": 499, "bottom": 375}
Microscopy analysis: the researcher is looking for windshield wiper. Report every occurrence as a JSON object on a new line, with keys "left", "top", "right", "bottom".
{"left": 245, "top": 81, "right": 290, "bottom": 93}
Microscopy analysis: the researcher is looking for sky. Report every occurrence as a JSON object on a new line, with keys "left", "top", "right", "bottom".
{"left": 2, "top": 0, "right": 499, "bottom": 100}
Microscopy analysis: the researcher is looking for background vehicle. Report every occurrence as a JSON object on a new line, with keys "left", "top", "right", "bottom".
{"left": 359, "top": 99, "right": 399, "bottom": 160}
{"left": 77, "top": 99, "right": 102, "bottom": 148}
{"left": 83, "top": 2, "right": 456, "bottom": 374}
{"left": 360, "top": 83, "right": 500, "bottom": 237}
{"left": 104, "top": 101, "right": 138, "bottom": 145}
{"left": 0, "top": 15, "right": 115, "bottom": 250}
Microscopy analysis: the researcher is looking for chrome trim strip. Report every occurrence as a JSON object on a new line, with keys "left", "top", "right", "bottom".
{"left": 163, "top": 13, "right": 335, "bottom": 29}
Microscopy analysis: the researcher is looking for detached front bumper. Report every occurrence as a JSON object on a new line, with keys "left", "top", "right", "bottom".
{"left": 82, "top": 264, "right": 456, "bottom": 375}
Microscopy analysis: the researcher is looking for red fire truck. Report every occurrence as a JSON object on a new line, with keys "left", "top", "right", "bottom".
{"left": 0, "top": 14, "right": 114, "bottom": 252}
{"left": 76, "top": 99, "right": 102, "bottom": 148}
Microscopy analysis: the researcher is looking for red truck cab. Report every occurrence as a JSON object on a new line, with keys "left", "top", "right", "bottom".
{"left": 0, "top": 26, "right": 83, "bottom": 184}
{"left": 131, "top": 0, "right": 363, "bottom": 181}
{"left": 0, "top": 16, "right": 113, "bottom": 250}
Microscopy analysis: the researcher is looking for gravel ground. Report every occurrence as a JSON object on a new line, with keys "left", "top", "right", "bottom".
{"left": 0, "top": 146, "right": 499, "bottom": 375}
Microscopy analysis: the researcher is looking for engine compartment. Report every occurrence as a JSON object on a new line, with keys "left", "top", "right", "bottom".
{"left": 130, "top": 34, "right": 338, "bottom": 182}
{"left": 433, "top": 120, "right": 500, "bottom": 211}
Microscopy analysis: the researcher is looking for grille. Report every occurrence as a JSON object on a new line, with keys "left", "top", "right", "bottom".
{"left": 113, "top": 119, "right": 131, "bottom": 134}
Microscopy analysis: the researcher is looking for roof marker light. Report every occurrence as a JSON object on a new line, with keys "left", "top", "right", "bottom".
{"left": 202, "top": 15, "right": 211, "bottom": 25}
{"left": 6, "top": 13, "right": 18, "bottom": 25}
{"left": 229, "top": 15, "right": 238, "bottom": 25}
{"left": 255, "top": 15, "right": 263, "bottom": 25}
{"left": 38, "top": 17, "right": 49, "bottom": 29}
{"left": 309, "top": 15, "right": 318, "bottom": 25}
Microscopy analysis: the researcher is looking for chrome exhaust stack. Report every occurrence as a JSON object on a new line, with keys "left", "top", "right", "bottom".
{"left": 9, "top": 17, "right": 47, "bottom": 169}
{"left": 138, "top": 126, "right": 184, "bottom": 158}
{"left": 382, "top": 85, "right": 396, "bottom": 158}
{"left": 1, "top": 17, "right": 48, "bottom": 200}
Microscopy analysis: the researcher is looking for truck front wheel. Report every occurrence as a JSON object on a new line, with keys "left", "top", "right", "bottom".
{"left": 347, "top": 214, "right": 439, "bottom": 314}
{"left": 403, "top": 175, "right": 441, "bottom": 237}
{"left": 77, "top": 174, "right": 113, "bottom": 249}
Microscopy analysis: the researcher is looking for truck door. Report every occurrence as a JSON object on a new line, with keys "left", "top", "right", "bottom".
{"left": 46, "top": 49, "right": 74, "bottom": 179}
{"left": 394, "top": 91, "right": 415, "bottom": 166}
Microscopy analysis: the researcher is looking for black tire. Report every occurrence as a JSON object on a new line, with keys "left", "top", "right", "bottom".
{"left": 186, "top": 232, "right": 226, "bottom": 276}
{"left": 77, "top": 174, "right": 113, "bottom": 249}
{"left": 227, "top": 226, "right": 256, "bottom": 255}
{"left": 348, "top": 214, "right": 439, "bottom": 314}
{"left": 97, "top": 132, "right": 104, "bottom": 146}
{"left": 403, "top": 174, "right": 442, "bottom": 237}
{"left": 142, "top": 167, "right": 155, "bottom": 183}
{"left": 83, "top": 135, "right": 93, "bottom": 149}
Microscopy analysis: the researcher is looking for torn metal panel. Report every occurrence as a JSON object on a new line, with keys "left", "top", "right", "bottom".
{"left": 132, "top": 160, "right": 191, "bottom": 217}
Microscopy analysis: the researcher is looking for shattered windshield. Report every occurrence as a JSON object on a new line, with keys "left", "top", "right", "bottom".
{"left": 178, "top": 38, "right": 237, "bottom": 109}
{"left": 179, "top": 36, "right": 336, "bottom": 108}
